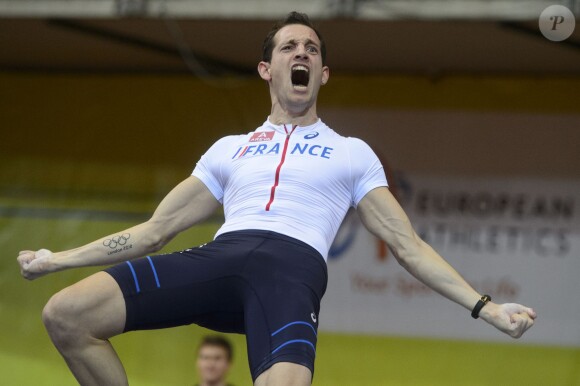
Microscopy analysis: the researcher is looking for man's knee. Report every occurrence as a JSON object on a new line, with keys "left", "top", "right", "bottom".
{"left": 43, "top": 272, "right": 127, "bottom": 348}
{"left": 42, "top": 288, "right": 83, "bottom": 346}
{"left": 255, "top": 362, "right": 312, "bottom": 386}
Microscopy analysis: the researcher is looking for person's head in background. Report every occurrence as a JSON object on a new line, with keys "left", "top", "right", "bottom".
{"left": 196, "top": 335, "right": 234, "bottom": 386}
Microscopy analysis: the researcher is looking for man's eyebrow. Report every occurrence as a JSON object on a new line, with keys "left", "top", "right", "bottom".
{"left": 304, "top": 38, "right": 319, "bottom": 47}
{"left": 281, "top": 38, "right": 320, "bottom": 47}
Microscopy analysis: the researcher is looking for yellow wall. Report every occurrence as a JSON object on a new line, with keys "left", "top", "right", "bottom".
{"left": 2, "top": 72, "right": 579, "bottom": 186}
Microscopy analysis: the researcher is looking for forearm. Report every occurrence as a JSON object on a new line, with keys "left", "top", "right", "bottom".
{"left": 396, "top": 238, "right": 481, "bottom": 311}
{"left": 49, "top": 221, "right": 166, "bottom": 272}
{"left": 18, "top": 176, "right": 220, "bottom": 280}
{"left": 358, "top": 191, "right": 482, "bottom": 312}
{"left": 358, "top": 188, "right": 536, "bottom": 338}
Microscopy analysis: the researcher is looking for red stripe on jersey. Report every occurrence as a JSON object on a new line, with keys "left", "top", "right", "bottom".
{"left": 238, "top": 146, "right": 249, "bottom": 158}
{"left": 265, "top": 125, "right": 297, "bottom": 211}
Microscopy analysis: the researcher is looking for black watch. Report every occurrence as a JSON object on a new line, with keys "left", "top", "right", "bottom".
{"left": 471, "top": 294, "right": 491, "bottom": 319}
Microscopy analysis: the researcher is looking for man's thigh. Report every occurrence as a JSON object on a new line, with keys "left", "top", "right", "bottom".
{"left": 103, "top": 244, "right": 249, "bottom": 333}
{"left": 242, "top": 234, "right": 327, "bottom": 382}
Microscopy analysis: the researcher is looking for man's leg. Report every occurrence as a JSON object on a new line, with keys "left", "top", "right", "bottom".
{"left": 254, "top": 362, "right": 312, "bottom": 386}
{"left": 42, "top": 271, "right": 127, "bottom": 386}
{"left": 241, "top": 234, "right": 326, "bottom": 386}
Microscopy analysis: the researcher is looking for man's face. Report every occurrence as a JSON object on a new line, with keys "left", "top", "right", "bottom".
{"left": 196, "top": 345, "right": 231, "bottom": 384}
{"left": 260, "top": 24, "right": 329, "bottom": 110}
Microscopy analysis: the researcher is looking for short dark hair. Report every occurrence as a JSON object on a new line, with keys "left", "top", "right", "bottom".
{"left": 197, "top": 335, "right": 233, "bottom": 361}
{"left": 262, "top": 11, "right": 327, "bottom": 65}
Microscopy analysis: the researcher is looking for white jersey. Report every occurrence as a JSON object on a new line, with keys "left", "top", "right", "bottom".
{"left": 192, "top": 118, "right": 388, "bottom": 260}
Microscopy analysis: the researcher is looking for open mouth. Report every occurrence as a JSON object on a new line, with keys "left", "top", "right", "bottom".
{"left": 291, "top": 65, "right": 310, "bottom": 89}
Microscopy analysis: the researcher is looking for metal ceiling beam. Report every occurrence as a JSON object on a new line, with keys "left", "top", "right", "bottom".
{"left": 0, "top": 0, "right": 329, "bottom": 18}
{"left": 0, "top": 0, "right": 575, "bottom": 20}
{"left": 354, "top": 0, "right": 578, "bottom": 20}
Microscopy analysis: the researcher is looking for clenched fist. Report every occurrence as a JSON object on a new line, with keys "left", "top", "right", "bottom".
{"left": 480, "top": 302, "right": 537, "bottom": 338}
{"left": 17, "top": 249, "right": 53, "bottom": 280}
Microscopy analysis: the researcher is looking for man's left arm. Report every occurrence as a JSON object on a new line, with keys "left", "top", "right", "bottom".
{"left": 357, "top": 186, "right": 537, "bottom": 338}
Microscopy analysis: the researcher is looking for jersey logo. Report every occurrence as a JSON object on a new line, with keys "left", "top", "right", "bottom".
{"left": 311, "top": 312, "right": 317, "bottom": 323}
{"left": 249, "top": 131, "right": 275, "bottom": 142}
{"left": 231, "top": 142, "right": 334, "bottom": 159}
{"left": 304, "top": 132, "right": 319, "bottom": 139}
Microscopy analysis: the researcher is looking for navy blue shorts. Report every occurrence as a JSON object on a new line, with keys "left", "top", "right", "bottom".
{"left": 104, "top": 230, "right": 328, "bottom": 381}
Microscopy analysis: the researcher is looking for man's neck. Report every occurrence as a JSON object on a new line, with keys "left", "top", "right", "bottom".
{"left": 269, "top": 101, "right": 319, "bottom": 127}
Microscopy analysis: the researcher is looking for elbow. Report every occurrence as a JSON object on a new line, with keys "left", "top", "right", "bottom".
{"left": 143, "top": 221, "right": 173, "bottom": 253}
{"left": 147, "top": 234, "right": 168, "bottom": 254}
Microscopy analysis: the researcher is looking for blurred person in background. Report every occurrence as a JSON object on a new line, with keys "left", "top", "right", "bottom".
{"left": 195, "top": 335, "right": 234, "bottom": 386}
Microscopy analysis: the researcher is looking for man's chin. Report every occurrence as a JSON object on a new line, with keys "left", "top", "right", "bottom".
{"left": 203, "top": 375, "right": 222, "bottom": 383}
{"left": 288, "top": 86, "right": 313, "bottom": 102}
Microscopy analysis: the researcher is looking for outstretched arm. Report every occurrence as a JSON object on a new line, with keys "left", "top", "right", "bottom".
{"left": 357, "top": 186, "right": 536, "bottom": 338}
{"left": 18, "top": 176, "right": 220, "bottom": 280}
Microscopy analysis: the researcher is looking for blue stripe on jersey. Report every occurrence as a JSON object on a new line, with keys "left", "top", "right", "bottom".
{"left": 271, "top": 339, "right": 316, "bottom": 354}
{"left": 146, "top": 256, "right": 161, "bottom": 288}
{"left": 125, "top": 261, "right": 140, "bottom": 293}
{"left": 271, "top": 321, "right": 317, "bottom": 337}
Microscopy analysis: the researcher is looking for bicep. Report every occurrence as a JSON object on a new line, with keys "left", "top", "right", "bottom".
{"left": 149, "top": 176, "right": 220, "bottom": 238}
{"left": 357, "top": 187, "right": 421, "bottom": 258}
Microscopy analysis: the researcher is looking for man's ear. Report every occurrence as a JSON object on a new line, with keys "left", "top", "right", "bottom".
{"left": 321, "top": 66, "right": 330, "bottom": 85}
{"left": 258, "top": 61, "right": 272, "bottom": 81}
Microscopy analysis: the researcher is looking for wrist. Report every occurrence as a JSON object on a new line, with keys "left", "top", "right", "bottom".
{"left": 47, "top": 251, "right": 68, "bottom": 272}
{"left": 477, "top": 301, "right": 497, "bottom": 320}
{"left": 471, "top": 294, "right": 492, "bottom": 319}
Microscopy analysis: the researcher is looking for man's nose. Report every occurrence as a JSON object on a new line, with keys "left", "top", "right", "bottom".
{"left": 294, "top": 44, "right": 308, "bottom": 60}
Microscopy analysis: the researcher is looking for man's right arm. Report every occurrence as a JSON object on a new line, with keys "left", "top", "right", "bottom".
{"left": 18, "top": 176, "right": 220, "bottom": 280}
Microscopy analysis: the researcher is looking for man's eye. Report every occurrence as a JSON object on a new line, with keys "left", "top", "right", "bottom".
{"left": 281, "top": 45, "right": 292, "bottom": 51}
{"left": 307, "top": 46, "right": 318, "bottom": 53}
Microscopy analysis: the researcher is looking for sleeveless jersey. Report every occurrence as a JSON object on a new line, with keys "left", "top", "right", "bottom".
{"left": 192, "top": 118, "right": 388, "bottom": 260}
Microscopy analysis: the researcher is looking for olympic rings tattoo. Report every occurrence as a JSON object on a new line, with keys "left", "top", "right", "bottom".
{"left": 103, "top": 233, "right": 131, "bottom": 249}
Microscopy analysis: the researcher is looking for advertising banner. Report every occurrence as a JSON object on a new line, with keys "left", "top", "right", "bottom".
{"left": 321, "top": 174, "right": 580, "bottom": 346}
